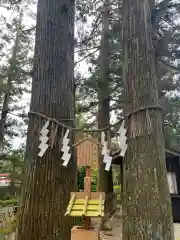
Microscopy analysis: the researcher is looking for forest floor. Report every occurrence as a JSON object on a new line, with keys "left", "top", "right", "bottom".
{"left": 100, "top": 214, "right": 122, "bottom": 240}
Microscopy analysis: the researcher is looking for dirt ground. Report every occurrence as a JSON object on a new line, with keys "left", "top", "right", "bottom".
{"left": 100, "top": 214, "right": 122, "bottom": 240}
{"left": 92, "top": 208, "right": 122, "bottom": 240}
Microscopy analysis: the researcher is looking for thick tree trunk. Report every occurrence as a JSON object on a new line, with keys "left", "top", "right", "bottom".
{"left": 122, "top": 1, "right": 174, "bottom": 239}
{"left": 17, "top": 1, "right": 76, "bottom": 240}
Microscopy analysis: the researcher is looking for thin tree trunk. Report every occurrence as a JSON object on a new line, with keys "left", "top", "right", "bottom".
{"left": 17, "top": 1, "right": 76, "bottom": 240}
{"left": 98, "top": 0, "right": 114, "bottom": 229}
{"left": 10, "top": 163, "right": 16, "bottom": 196}
{"left": 122, "top": 0, "right": 174, "bottom": 239}
{"left": 98, "top": 1, "right": 111, "bottom": 193}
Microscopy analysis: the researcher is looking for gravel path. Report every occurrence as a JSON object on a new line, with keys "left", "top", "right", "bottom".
{"left": 174, "top": 223, "right": 180, "bottom": 239}
{"left": 92, "top": 208, "right": 122, "bottom": 240}
{"left": 100, "top": 216, "right": 122, "bottom": 240}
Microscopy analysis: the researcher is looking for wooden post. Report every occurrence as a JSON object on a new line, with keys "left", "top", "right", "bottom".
{"left": 84, "top": 167, "right": 91, "bottom": 196}
{"left": 67, "top": 137, "right": 104, "bottom": 240}
{"left": 83, "top": 166, "right": 91, "bottom": 227}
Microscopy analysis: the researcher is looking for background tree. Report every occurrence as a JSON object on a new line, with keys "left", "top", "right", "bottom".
{"left": 0, "top": 0, "right": 35, "bottom": 151}
{"left": 75, "top": 0, "right": 180, "bottom": 145}
{"left": 97, "top": 1, "right": 115, "bottom": 228}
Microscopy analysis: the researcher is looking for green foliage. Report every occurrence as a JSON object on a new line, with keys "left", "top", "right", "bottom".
{"left": 77, "top": 167, "right": 86, "bottom": 190}
{"left": 164, "top": 94, "right": 180, "bottom": 148}
{"left": 77, "top": 167, "right": 98, "bottom": 191}
{"left": 0, "top": 147, "right": 24, "bottom": 200}
{"left": 0, "top": 197, "right": 18, "bottom": 207}
{"left": 75, "top": 0, "right": 180, "bottom": 149}
{"left": 0, "top": 147, "right": 24, "bottom": 182}
{"left": 0, "top": 0, "right": 35, "bottom": 148}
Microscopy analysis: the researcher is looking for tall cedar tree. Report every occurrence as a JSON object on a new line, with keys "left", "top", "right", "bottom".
{"left": 17, "top": 1, "right": 76, "bottom": 240}
{"left": 0, "top": 18, "right": 21, "bottom": 148}
{"left": 98, "top": 1, "right": 114, "bottom": 225}
{"left": 122, "top": 0, "right": 174, "bottom": 239}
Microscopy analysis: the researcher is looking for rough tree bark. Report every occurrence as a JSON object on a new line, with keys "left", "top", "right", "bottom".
{"left": 98, "top": 0, "right": 114, "bottom": 229}
{"left": 17, "top": 1, "right": 76, "bottom": 240}
{"left": 98, "top": 1, "right": 112, "bottom": 194}
{"left": 122, "top": 0, "right": 174, "bottom": 239}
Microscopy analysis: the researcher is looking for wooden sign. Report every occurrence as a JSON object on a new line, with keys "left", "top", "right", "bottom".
{"left": 65, "top": 192, "right": 105, "bottom": 217}
{"left": 76, "top": 138, "right": 100, "bottom": 168}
